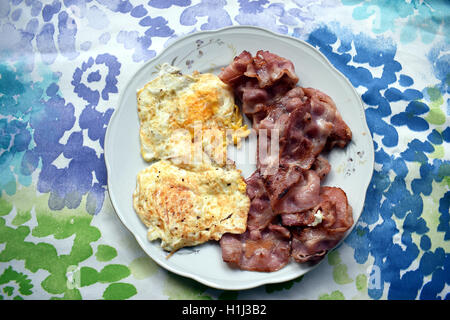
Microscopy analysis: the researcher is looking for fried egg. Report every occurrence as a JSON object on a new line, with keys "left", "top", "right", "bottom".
{"left": 137, "top": 63, "right": 250, "bottom": 164}
{"left": 133, "top": 160, "right": 250, "bottom": 252}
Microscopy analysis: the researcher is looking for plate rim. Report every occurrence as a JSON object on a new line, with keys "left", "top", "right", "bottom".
{"left": 104, "top": 25, "right": 375, "bottom": 290}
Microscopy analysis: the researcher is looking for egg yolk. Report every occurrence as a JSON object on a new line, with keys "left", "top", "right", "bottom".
{"left": 181, "top": 87, "right": 219, "bottom": 127}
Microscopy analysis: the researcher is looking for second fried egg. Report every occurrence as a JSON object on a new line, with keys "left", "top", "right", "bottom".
{"left": 133, "top": 160, "right": 250, "bottom": 252}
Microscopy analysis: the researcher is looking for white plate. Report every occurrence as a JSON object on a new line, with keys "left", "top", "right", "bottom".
{"left": 105, "top": 26, "right": 374, "bottom": 290}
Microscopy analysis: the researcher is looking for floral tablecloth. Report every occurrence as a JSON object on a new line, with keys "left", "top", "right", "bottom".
{"left": 0, "top": 0, "right": 449, "bottom": 300}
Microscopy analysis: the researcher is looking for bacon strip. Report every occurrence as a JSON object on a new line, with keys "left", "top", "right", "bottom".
{"left": 219, "top": 50, "right": 298, "bottom": 88}
{"left": 291, "top": 187, "right": 353, "bottom": 263}
{"left": 245, "top": 171, "right": 277, "bottom": 231}
{"left": 244, "top": 50, "right": 299, "bottom": 88}
{"left": 256, "top": 87, "right": 351, "bottom": 175}
{"left": 311, "top": 155, "right": 331, "bottom": 181}
{"left": 302, "top": 88, "right": 352, "bottom": 150}
{"left": 218, "top": 50, "right": 253, "bottom": 85}
{"left": 220, "top": 224, "right": 291, "bottom": 272}
{"left": 219, "top": 50, "right": 298, "bottom": 128}
{"left": 272, "top": 170, "right": 321, "bottom": 215}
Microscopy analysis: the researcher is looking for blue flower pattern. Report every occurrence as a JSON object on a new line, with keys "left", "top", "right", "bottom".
{"left": 0, "top": 0, "right": 448, "bottom": 299}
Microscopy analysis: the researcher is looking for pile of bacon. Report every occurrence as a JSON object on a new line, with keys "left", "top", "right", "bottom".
{"left": 218, "top": 50, "right": 354, "bottom": 272}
